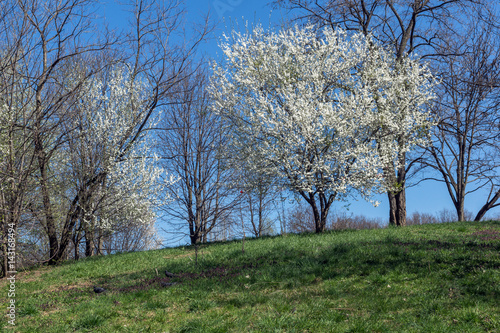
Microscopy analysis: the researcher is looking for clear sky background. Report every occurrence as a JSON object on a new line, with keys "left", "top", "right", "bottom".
{"left": 99, "top": 0, "right": 499, "bottom": 244}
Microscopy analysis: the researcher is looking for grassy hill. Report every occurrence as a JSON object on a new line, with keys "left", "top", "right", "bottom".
{"left": 2, "top": 221, "right": 499, "bottom": 332}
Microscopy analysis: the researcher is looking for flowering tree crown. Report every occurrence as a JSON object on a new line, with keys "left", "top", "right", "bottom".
{"left": 72, "top": 65, "right": 173, "bottom": 230}
{"left": 209, "top": 24, "right": 436, "bottom": 202}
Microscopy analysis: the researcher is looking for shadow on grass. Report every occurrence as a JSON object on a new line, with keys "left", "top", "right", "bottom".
{"left": 40, "top": 223, "right": 499, "bottom": 307}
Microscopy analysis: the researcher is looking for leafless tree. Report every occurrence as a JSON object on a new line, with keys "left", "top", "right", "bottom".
{"left": 275, "top": 0, "right": 495, "bottom": 226}
{"left": 159, "top": 67, "right": 240, "bottom": 245}
{"left": 0, "top": 0, "right": 212, "bottom": 267}
{"left": 237, "top": 172, "right": 279, "bottom": 238}
{"left": 0, "top": 0, "right": 114, "bottom": 265}
{"left": 286, "top": 202, "right": 316, "bottom": 233}
{"left": 422, "top": 20, "right": 500, "bottom": 221}
{"left": 56, "top": 0, "right": 212, "bottom": 262}
{"left": 0, "top": 0, "right": 96, "bottom": 273}
{"left": 0, "top": 49, "right": 37, "bottom": 276}
{"left": 87, "top": 219, "right": 162, "bottom": 255}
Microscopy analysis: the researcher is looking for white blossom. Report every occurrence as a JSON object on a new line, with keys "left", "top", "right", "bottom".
{"left": 72, "top": 65, "right": 173, "bottom": 231}
{"left": 209, "top": 24, "right": 436, "bottom": 203}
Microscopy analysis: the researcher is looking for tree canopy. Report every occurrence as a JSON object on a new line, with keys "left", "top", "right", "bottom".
{"left": 209, "top": 24, "right": 436, "bottom": 232}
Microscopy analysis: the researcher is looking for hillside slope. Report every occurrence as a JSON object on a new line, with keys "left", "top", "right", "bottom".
{"left": 2, "top": 221, "right": 499, "bottom": 332}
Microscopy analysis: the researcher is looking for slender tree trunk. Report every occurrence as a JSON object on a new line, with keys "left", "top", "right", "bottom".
{"left": 72, "top": 229, "right": 81, "bottom": 261}
{"left": 84, "top": 232, "right": 94, "bottom": 257}
{"left": 36, "top": 149, "right": 59, "bottom": 265}
{"left": 1, "top": 187, "right": 9, "bottom": 277}
{"left": 395, "top": 187, "right": 406, "bottom": 226}
{"left": 84, "top": 212, "right": 95, "bottom": 257}
{"left": 474, "top": 189, "right": 500, "bottom": 221}
{"left": 455, "top": 197, "right": 465, "bottom": 221}
{"left": 258, "top": 193, "right": 265, "bottom": 236}
{"left": 388, "top": 191, "right": 397, "bottom": 225}
{"left": 388, "top": 152, "right": 407, "bottom": 227}
{"left": 54, "top": 173, "right": 105, "bottom": 263}
{"left": 311, "top": 202, "right": 324, "bottom": 233}
{"left": 55, "top": 211, "right": 80, "bottom": 263}
{"left": 241, "top": 210, "right": 245, "bottom": 253}
{"left": 1, "top": 219, "right": 7, "bottom": 278}
{"left": 97, "top": 229, "right": 104, "bottom": 256}
{"left": 303, "top": 191, "right": 334, "bottom": 233}
{"left": 388, "top": 185, "right": 406, "bottom": 226}
{"left": 190, "top": 218, "right": 202, "bottom": 245}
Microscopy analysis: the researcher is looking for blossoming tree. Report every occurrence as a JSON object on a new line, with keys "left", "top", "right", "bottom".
{"left": 63, "top": 64, "right": 171, "bottom": 257}
{"left": 209, "top": 25, "right": 436, "bottom": 232}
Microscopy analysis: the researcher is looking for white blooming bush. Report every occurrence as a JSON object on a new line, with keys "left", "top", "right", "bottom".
{"left": 72, "top": 65, "right": 173, "bottom": 231}
{"left": 209, "top": 25, "right": 436, "bottom": 230}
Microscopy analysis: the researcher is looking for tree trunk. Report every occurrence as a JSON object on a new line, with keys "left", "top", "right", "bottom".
{"left": 84, "top": 213, "right": 95, "bottom": 257}
{"left": 388, "top": 191, "right": 397, "bottom": 226}
{"left": 311, "top": 203, "right": 325, "bottom": 233}
{"left": 1, "top": 223, "right": 7, "bottom": 278}
{"left": 455, "top": 197, "right": 465, "bottom": 222}
{"left": 85, "top": 233, "right": 94, "bottom": 257}
{"left": 73, "top": 237, "right": 80, "bottom": 261}
{"left": 55, "top": 211, "right": 80, "bottom": 264}
{"left": 258, "top": 194, "right": 264, "bottom": 236}
{"left": 97, "top": 229, "right": 104, "bottom": 256}
{"left": 53, "top": 173, "right": 105, "bottom": 264}
{"left": 190, "top": 217, "right": 202, "bottom": 245}
{"left": 190, "top": 231, "right": 202, "bottom": 245}
{"left": 303, "top": 191, "right": 334, "bottom": 233}
{"left": 395, "top": 187, "right": 406, "bottom": 226}
{"left": 37, "top": 153, "right": 59, "bottom": 265}
{"left": 474, "top": 189, "right": 500, "bottom": 221}
{"left": 388, "top": 153, "right": 407, "bottom": 227}
{"left": 388, "top": 188, "right": 407, "bottom": 226}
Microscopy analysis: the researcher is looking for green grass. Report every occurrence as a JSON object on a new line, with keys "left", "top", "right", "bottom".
{"left": 2, "top": 221, "right": 499, "bottom": 332}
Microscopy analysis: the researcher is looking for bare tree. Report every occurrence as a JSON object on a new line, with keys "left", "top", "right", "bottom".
{"left": 423, "top": 20, "right": 500, "bottom": 221}
{"left": 237, "top": 171, "right": 278, "bottom": 238}
{"left": 57, "top": 0, "right": 212, "bottom": 261}
{"left": 0, "top": 54, "right": 37, "bottom": 276}
{"left": 0, "top": 0, "right": 211, "bottom": 266}
{"left": 241, "top": 190, "right": 276, "bottom": 238}
{"left": 159, "top": 68, "right": 239, "bottom": 245}
{"left": 275, "top": 0, "right": 494, "bottom": 226}
{"left": 0, "top": 0, "right": 99, "bottom": 272}
{"left": 286, "top": 202, "right": 316, "bottom": 234}
{"left": 3, "top": 0, "right": 113, "bottom": 265}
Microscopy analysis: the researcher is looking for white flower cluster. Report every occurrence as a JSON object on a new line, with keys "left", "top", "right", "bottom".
{"left": 209, "top": 24, "right": 436, "bottom": 200}
{"left": 73, "top": 65, "right": 172, "bottom": 230}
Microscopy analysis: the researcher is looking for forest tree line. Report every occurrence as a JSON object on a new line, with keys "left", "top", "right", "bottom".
{"left": 0, "top": 0, "right": 499, "bottom": 277}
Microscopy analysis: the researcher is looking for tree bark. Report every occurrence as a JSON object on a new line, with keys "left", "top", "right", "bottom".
{"left": 395, "top": 186, "right": 407, "bottom": 226}
{"left": 387, "top": 150, "right": 407, "bottom": 226}
{"left": 190, "top": 228, "right": 202, "bottom": 245}
{"left": 84, "top": 231, "right": 95, "bottom": 257}
{"left": 474, "top": 189, "right": 500, "bottom": 221}
{"left": 455, "top": 197, "right": 465, "bottom": 222}
{"left": 35, "top": 142, "right": 59, "bottom": 265}
{"left": 302, "top": 191, "right": 335, "bottom": 233}
{"left": 388, "top": 187, "right": 407, "bottom": 226}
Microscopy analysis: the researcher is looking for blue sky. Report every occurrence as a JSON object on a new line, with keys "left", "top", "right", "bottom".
{"left": 99, "top": 0, "right": 498, "bottom": 245}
